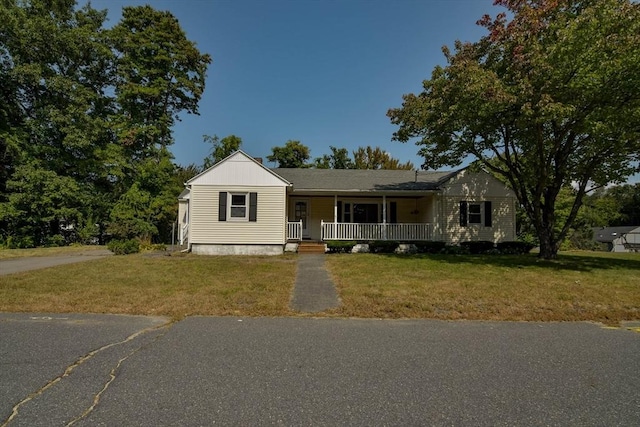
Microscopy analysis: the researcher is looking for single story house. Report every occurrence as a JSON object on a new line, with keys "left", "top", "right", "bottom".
{"left": 178, "top": 150, "right": 517, "bottom": 255}
{"left": 593, "top": 226, "right": 640, "bottom": 252}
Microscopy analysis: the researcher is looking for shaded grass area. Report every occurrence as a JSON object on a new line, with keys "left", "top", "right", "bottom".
{"left": 324, "top": 251, "right": 640, "bottom": 325}
{"left": 0, "top": 254, "right": 297, "bottom": 319}
{"left": 0, "top": 245, "right": 108, "bottom": 259}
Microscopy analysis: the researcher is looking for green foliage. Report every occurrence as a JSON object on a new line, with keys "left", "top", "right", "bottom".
{"left": 75, "top": 218, "right": 100, "bottom": 245}
{"left": 496, "top": 241, "right": 535, "bottom": 255}
{"left": 108, "top": 183, "right": 158, "bottom": 241}
{"left": 413, "top": 241, "right": 446, "bottom": 254}
{"left": 4, "top": 235, "right": 35, "bottom": 249}
{"left": 202, "top": 134, "right": 242, "bottom": 168}
{"left": 368, "top": 240, "right": 399, "bottom": 253}
{"left": 44, "top": 234, "right": 66, "bottom": 247}
{"left": 352, "top": 146, "right": 414, "bottom": 170}
{"left": 607, "top": 183, "right": 640, "bottom": 226}
{"left": 267, "top": 140, "right": 311, "bottom": 168}
{"left": 460, "top": 241, "right": 496, "bottom": 254}
{"left": 313, "top": 146, "right": 354, "bottom": 169}
{"left": 140, "top": 242, "right": 167, "bottom": 252}
{"left": 107, "top": 239, "right": 141, "bottom": 255}
{"left": 0, "top": 0, "right": 211, "bottom": 247}
{"left": 312, "top": 145, "right": 414, "bottom": 170}
{"left": 388, "top": 0, "right": 640, "bottom": 259}
{"left": 439, "top": 245, "right": 470, "bottom": 255}
{"left": 110, "top": 5, "right": 211, "bottom": 149}
{"left": 326, "top": 240, "right": 357, "bottom": 253}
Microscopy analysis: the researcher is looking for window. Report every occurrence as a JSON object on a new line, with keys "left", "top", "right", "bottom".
{"left": 219, "top": 192, "right": 257, "bottom": 222}
{"left": 468, "top": 203, "right": 482, "bottom": 224}
{"left": 353, "top": 203, "right": 379, "bottom": 223}
{"left": 230, "top": 193, "right": 248, "bottom": 219}
{"left": 338, "top": 201, "right": 395, "bottom": 223}
{"left": 460, "top": 201, "right": 492, "bottom": 227}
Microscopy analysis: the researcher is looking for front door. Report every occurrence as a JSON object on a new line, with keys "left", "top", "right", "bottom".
{"left": 294, "top": 200, "right": 310, "bottom": 238}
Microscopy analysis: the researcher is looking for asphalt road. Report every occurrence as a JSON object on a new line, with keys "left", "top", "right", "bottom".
{"left": 1, "top": 315, "right": 639, "bottom": 426}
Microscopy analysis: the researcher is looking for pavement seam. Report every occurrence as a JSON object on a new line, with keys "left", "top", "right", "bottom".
{"left": 1, "top": 320, "right": 173, "bottom": 427}
{"left": 65, "top": 323, "right": 173, "bottom": 426}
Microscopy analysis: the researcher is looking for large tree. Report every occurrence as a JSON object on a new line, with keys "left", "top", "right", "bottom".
{"left": 202, "top": 134, "right": 242, "bottom": 168}
{"left": 0, "top": 0, "right": 113, "bottom": 246}
{"left": 267, "top": 140, "right": 311, "bottom": 168}
{"left": 352, "top": 146, "right": 414, "bottom": 170}
{"left": 0, "top": 1, "right": 211, "bottom": 247}
{"left": 313, "top": 146, "right": 354, "bottom": 169}
{"left": 388, "top": 0, "right": 640, "bottom": 259}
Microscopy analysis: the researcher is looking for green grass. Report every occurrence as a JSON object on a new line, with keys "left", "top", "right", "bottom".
{"left": 0, "top": 245, "right": 108, "bottom": 259}
{"left": 324, "top": 251, "right": 640, "bottom": 325}
{"left": 1, "top": 249, "right": 639, "bottom": 325}
{"left": 0, "top": 253, "right": 297, "bottom": 319}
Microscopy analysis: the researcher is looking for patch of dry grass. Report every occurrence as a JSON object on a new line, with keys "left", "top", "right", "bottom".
{"left": 324, "top": 251, "right": 640, "bottom": 325}
{"left": 0, "top": 253, "right": 297, "bottom": 319}
{"left": 0, "top": 245, "right": 108, "bottom": 259}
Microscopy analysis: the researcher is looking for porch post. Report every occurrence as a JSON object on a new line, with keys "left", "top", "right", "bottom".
{"left": 334, "top": 195, "right": 338, "bottom": 223}
{"left": 382, "top": 195, "right": 387, "bottom": 240}
{"left": 382, "top": 195, "right": 386, "bottom": 224}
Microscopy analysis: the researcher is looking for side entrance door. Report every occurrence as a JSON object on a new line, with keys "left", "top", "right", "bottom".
{"left": 294, "top": 200, "right": 310, "bottom": 239}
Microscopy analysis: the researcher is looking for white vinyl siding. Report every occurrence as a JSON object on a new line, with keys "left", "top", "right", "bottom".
{"left": 441, "top": 196, "right": 515, "bottom": 244}
{"left": 190, "top": 185, "right": 287, "bottom": 245}
{"left": 439, "top": 170, "right": 516, "bottom": 243}
{"left": 188, "top": 152, "right": 289, "bottom": 187}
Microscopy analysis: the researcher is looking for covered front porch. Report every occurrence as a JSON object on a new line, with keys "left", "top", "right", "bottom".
{"left": 285, "top": 194, "right": 438, "bottom": 242}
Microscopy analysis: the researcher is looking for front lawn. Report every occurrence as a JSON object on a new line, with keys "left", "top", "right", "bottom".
{"left": 0, "top": 253, "right": 297, "bottom": 319}
{"left": 324, "top": 251, "right": 640, "bottom": 325}
{"left": 1, "top": 250, "right": 638, "bottom": 325}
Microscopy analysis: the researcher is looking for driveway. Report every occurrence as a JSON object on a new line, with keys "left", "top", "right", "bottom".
{"left": 1, "top": 315, "right": 639, "bottom": 426}
{"left": 0, "top": 250, "right": 112, "bottom": 275}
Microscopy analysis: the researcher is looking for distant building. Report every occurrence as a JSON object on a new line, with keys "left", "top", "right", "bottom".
{"left": 593, "top": 226, "right": 640, "bottom": 252}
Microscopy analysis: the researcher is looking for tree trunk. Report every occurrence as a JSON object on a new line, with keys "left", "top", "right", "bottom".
{"left": 538, "top": 226, "right": 559, "bottom": 259}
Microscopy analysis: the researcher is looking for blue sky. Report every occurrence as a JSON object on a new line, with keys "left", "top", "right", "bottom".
{"left": 91, "top": 0, "right": 498, "bottom": 169}
{"left": 88, "top": 0, "right": 638, "bottom": 184}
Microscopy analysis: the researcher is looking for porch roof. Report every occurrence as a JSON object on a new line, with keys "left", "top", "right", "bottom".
{"left": 272, "top": 168, "right": 458, "bottom": 194}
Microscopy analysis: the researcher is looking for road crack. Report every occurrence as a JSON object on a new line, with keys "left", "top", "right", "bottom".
{"left": 65, "top": 324, "right": 172, "bottom": 426}
{"left": 1, "top": 321, "right": 173, "bottom": 427}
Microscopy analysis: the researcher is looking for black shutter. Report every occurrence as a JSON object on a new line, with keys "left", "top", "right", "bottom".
{"left": 459, "top": 201, "right": 468, "bottom": 226}
{"left": 390, "top": 202, "right": 397, "bottom": 223}
{"left": 484, "top": 201, "right": 492, "bottom": 227}
{"left": 219, "top": 192, "right": 227, "bottom": 222}
{"left": 249, "top": 192, "right": 258, "bottom": 222}
{"left": 337, "top": 201, "right": 342, "bottom": 222}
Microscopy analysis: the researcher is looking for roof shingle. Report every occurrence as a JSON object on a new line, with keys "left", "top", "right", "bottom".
{"left": 272, "top": 168, "right": 458, "bottom": 192}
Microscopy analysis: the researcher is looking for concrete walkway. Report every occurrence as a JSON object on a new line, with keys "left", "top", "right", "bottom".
{"left": 290, "top": 254, "right": 340, "bottom": 312}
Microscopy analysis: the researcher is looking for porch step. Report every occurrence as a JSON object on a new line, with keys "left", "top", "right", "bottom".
{"left": 297, "top": 242, "right": 327, "bottom": 254}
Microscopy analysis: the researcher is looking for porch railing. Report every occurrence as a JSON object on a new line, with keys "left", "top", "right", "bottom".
{"left": 179, "top": 223, "right": 188, "bottom": 245}
{"left": 321, "top": 221, "right": 432, "bottom": 241}
{"left": 287, "top": 220, "right": 303, "bottom": 241}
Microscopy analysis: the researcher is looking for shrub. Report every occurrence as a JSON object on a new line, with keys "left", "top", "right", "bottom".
{"left": 326, "top": 240, "right": 357, "bottom": 254}
{"left": 460, "top": 241, "right": 495, "bottom": 254}
{"left": 368, "top": 240, "right": 399, "bottom": 254}
{"left": 44, "top": 234, "right": 66, "bottom": 247}
{"left": 413, "top": 241, "right": 446, "bottom": 254}
{"left": 5, "top": 236, "right": 35, "bottom": 249}
{"left": 440, "top": 244, "right": 470, "bottom": 255}
{"left": 496, "top": 241, "right": 535, "bottom": 255}
{"left": 107, "top": 239, "right": 140, "bottom": 255}
{"left": 140, "top": 243, "right": 167, "bottom": 252}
